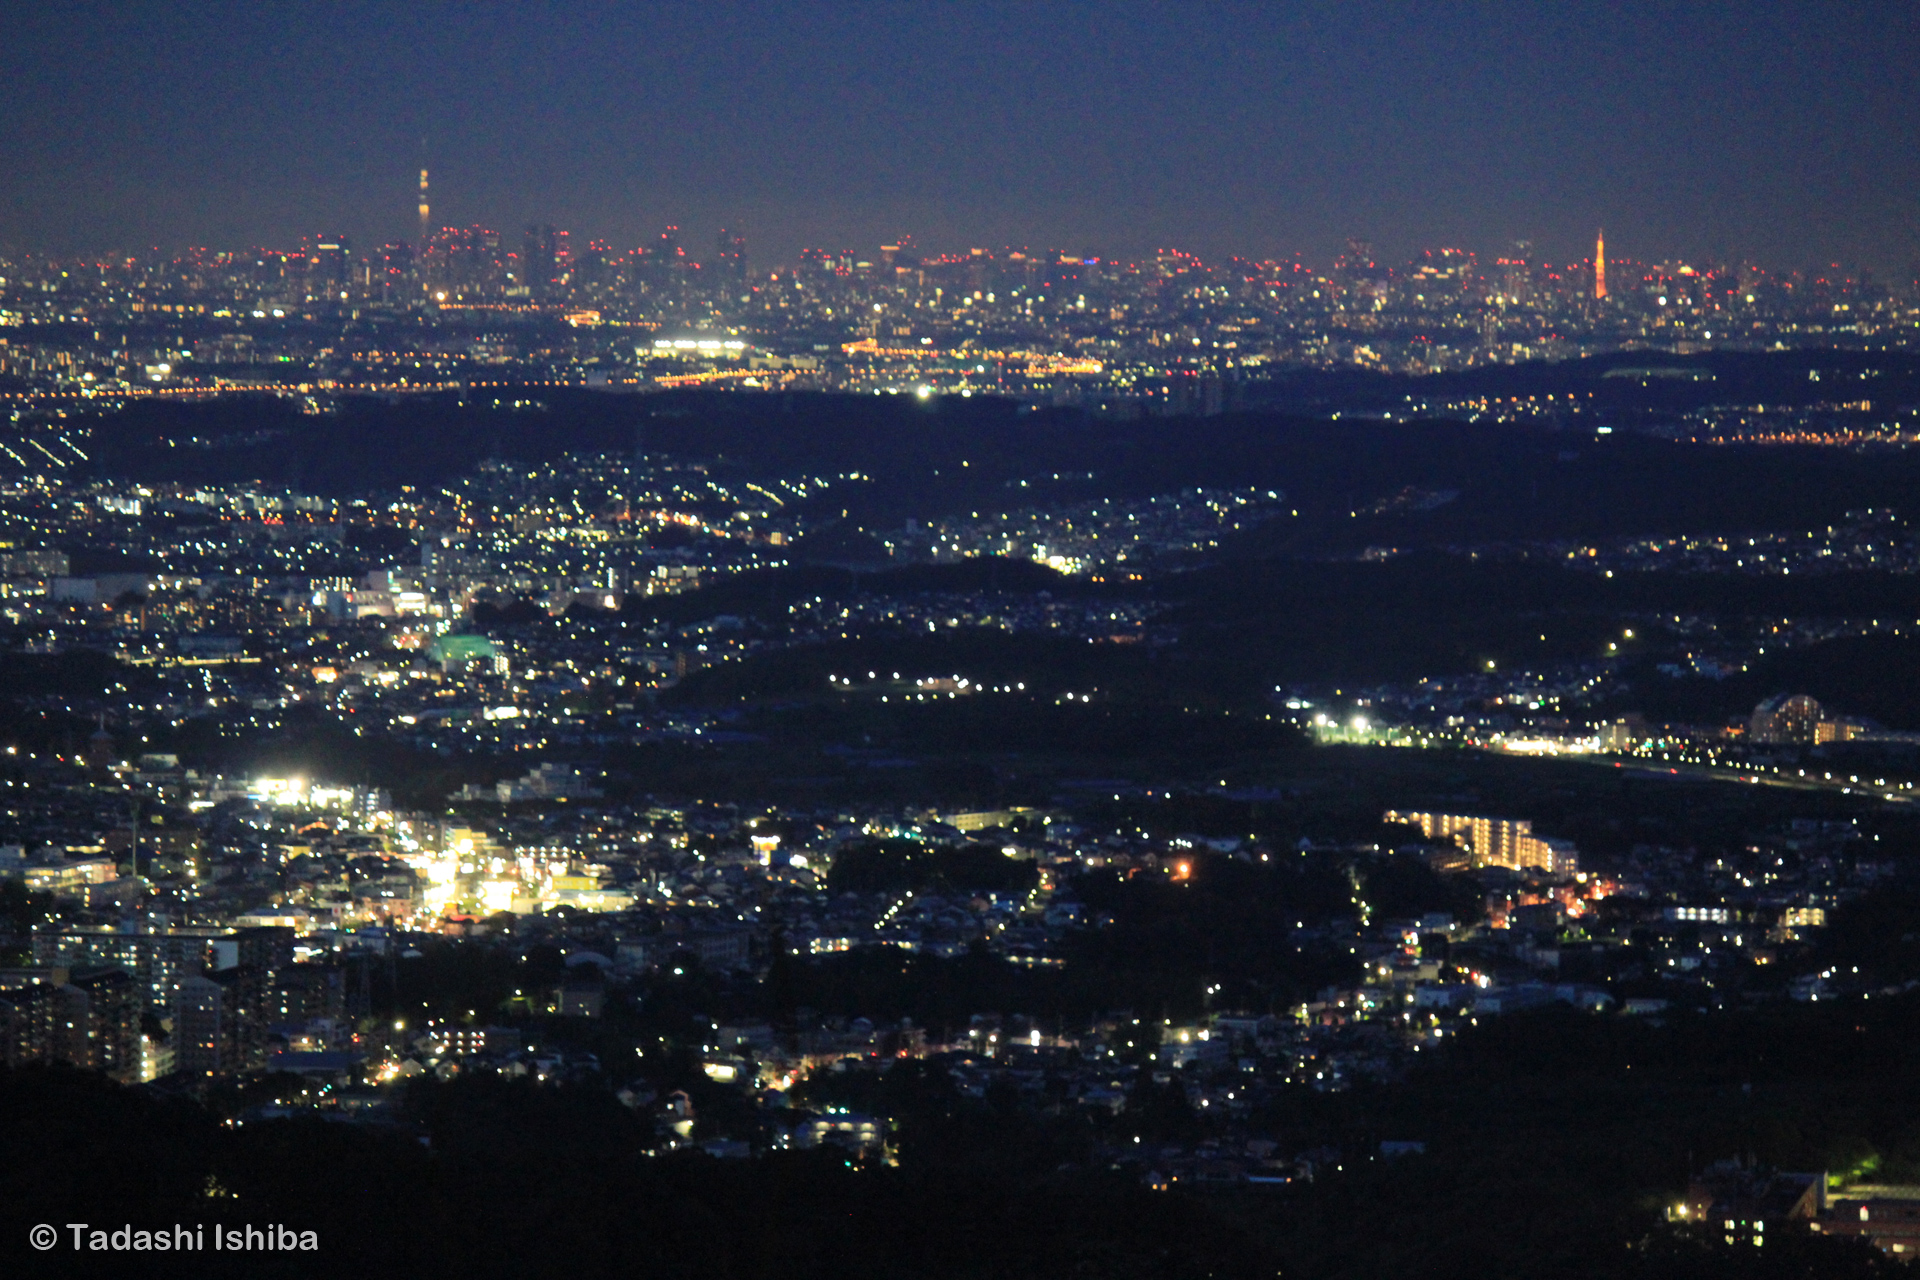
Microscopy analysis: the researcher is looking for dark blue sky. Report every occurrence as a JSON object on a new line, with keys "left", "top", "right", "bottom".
{"left": 3, "top": 0, "right": 1917, "bottom": 271}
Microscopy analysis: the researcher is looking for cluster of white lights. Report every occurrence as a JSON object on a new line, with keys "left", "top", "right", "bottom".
{"left": 652, "top": 338, "right": 747, "bottom": 352}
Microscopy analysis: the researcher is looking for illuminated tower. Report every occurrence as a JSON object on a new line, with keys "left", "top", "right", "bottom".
{"left": 1594, "top": 229, "right": 1607, "bottom": 300}
{"left": 417, "top": 167, "right": 431, "bottom": 252}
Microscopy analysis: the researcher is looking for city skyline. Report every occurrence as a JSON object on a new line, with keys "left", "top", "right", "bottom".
{"left": 0, "top": 178, "right": 1909, "bottom": 287}
{"left": 3, "top": 1, "right": 1918, "bottom": 271}
{"left": 0, "top": 214, "right": 1884, "bottom": 290}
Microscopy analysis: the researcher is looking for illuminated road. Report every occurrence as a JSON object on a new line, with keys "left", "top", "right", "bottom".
{"left": 1601, "top": 757, "right": 1915, "bottom": 805}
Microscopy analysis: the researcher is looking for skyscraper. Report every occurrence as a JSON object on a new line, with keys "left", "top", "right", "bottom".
{"left": 377, "top": 242, "right": 412, "bottom": 303}
{"left": 1498, "top": 240, "right": 1533, "bottom": 307}
{"left": 1594, "top": 229, "right": 1607, "bottom": 300}
{"left": 523, "top": 224, "right": 559, "bottom": 298}
{"left": 715, "top": 227, "right": 747, "bottom": 292}
{"left": 575, "top": 239, "right": 609, "bottom": 289}
{"left": 639, "top": 226, "right": 684, "bottom": 301}
{"left": 424, "top": 225, "right": 506, "bottom": 296}
{"left": 305, "top": 234, "right": 350, "bottom": 299}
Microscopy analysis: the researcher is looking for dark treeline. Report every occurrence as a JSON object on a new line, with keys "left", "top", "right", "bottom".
{"left": 1166, "top": 553, "right": 1920, "bottom": 687}
{"left": 13, "top": 989, "right": 1920, "bottom": 1278}
{"left": 56, "top": 357, "right": 1920, "bottom": 548}
{"left": 1605, "top": 632, "right": 1920, "bottom": 731}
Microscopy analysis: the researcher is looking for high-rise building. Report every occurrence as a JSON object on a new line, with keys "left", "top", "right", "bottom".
{"left": 377, "top": 242, "right": 413, "bottom": 303}
{"left": 1497, "top": 240, "right": 1533, "bottom": 306}
{"left": 172, "top": 932, "right": 281, "bottom": 1082}
{"left": 715, "top": 227, "right": 747, "bottom": 292}
{"left": 1595, "top": 229, "right": 1607, "bottom": 300}
{"left": 0, "top": 971, "right": 61, "bottom": 1068}
{"left": 306, "top": 234, "right": 350, "bottom": 299}
{"left": 175, "top": 971, "right": 239, "bottom": 1080}
{"left": 574, "top": 239, "right": 610, "bottom": 290}
{"left": 33, "top": 925, "right": 286, "bottom": 1014}
{"left": 638, "top": 226, "right": 685, "bottom": 301}
{"left": 523, "top": 223, "right": 559, "bottom": 298}
{"left": 1334, "top": 237, "right": 1387, "bottom": 311}
{"left": 0, "top": 965, "right": 141, "bottom": 1081}
{"left": 59, "top": 967, "right": 142, "bottom": 1082}
{"left": 1749, "top": 694, "right": 1859, "bottom": 744}
{"left": 424, "top": 225, "right": 506, "bottom": 297}
{"left": 966, "top": 247, "right": 993, "bottom": 295}
{"left": 1384, "top": 810, "right": 1578, "bottom": 874}
{"left": 1750, "top": 693, "right": 1822, "bottom": 743}
{"left": 272, "top": 962, "right": 346, "bottom": 1024}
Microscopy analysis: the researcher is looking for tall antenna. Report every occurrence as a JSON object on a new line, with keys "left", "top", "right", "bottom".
{"left": 1595, "top": 228, "right": 1608, "bottom": 300}
{"left": 417, "top": 139, "right": 431, "bottom": 254}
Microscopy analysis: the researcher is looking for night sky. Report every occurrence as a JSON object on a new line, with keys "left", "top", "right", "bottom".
{"left": 3, "top": 0, "right": 1917, "bottom": 271}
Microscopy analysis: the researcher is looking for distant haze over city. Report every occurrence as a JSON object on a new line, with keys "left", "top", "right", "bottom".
{"left": 0, "top": 227, "right": 1864, "bottom": 286}
{"left": 3, "top": 1, "right": 1918, "bottom": 272}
